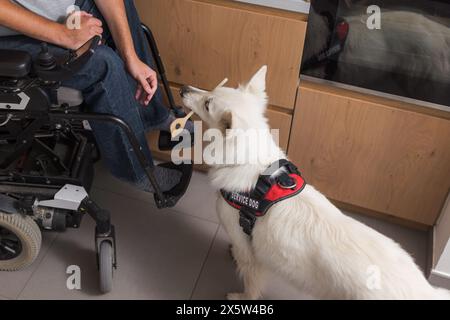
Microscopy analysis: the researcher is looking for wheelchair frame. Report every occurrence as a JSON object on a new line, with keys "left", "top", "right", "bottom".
{"left": 0, "top": 24, "right": 190, "bottom": 293}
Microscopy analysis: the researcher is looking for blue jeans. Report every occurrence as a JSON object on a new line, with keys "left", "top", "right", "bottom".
{"left": 0, "top": 0, "right": 170, "bottom": 189}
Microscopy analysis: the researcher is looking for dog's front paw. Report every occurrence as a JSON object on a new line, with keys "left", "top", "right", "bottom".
{"left": 227, "top": 292, "right": 247, "bottom": 300}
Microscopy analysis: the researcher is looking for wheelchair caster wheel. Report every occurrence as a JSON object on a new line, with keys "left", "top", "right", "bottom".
{"left": 0, "top": 211, "right": 42, "bottom": 271}
{"left": 98, "top": 240, "right": 114, "bottom": 294}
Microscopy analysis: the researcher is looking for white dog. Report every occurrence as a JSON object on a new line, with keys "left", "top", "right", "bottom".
{"left": 180, "top": 66, "right": 450, "bottom": 300}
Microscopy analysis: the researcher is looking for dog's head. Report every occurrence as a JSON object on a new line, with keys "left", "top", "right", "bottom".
{"left": 180, "top": 66, "right": 268, "bottom": 132}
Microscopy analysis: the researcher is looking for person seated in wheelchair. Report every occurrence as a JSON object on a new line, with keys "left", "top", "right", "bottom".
{"left": 0, "top": 0, "right": 193, "bottom": 196}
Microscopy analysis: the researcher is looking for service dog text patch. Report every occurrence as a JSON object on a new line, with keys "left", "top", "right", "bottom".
{"left": 230, "top": 192, "right": 260, "bottom": 210}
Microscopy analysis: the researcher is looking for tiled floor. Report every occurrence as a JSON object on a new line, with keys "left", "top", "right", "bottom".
{"left": 0, "top": 163, "right": 429, "bottom": 300}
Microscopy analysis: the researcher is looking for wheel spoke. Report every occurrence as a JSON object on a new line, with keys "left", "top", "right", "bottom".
{"left": 0, "top": 226, "right": 22, "bottom": 260}
{"left": 0, "top": 242, "right": 16, "bottom": 255}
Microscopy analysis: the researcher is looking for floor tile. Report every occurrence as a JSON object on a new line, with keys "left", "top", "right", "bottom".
{"left": 345, "top": 211, "right": 428, "bottom": 271}
{"left": 191, "top": 227, "right": 314, "bottom": 300}
{"left": 92, "top": 162, "right": 154, "bottom": 205}
{"left": 93, "top": 162, "right": 220, "bottom": 223}
{"left": 18, "top": 188, "right": 218, "bottom": 300}
{"left": 0, "top": 231, "right": 57, "bottom": 299}
{"left": 191, "top": 227, "right": 241, "bottom": 300}
{"left": 172, "top": 171, "right": 219, "bottom": 223}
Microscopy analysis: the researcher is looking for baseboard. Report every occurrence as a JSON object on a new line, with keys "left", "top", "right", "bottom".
{"left": 429, "top": 269, "right": 450, "bottom": 290}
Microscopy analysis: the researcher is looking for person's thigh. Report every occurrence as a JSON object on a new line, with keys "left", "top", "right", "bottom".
{"left": 63, "top": 45, "right": 150, "bottom": 138}
{"left": 62, "top": 45, "right": 156, "bottom": 183}
{"left": 0, "top": 35, "right": 66, "bottom": 57}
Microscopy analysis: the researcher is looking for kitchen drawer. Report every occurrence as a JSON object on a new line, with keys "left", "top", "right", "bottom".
{"left": 136, "top": 0, "right": 307, "bottom": 110}
{"left": 288, "top": 81, "right": 450, "bottom": 226}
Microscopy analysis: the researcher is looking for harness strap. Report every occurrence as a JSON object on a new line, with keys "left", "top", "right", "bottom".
{"left": 221, "top": 160, "right": 306, "bottom": 236}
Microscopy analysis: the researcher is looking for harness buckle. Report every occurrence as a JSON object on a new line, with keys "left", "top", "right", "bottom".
{"left": 239, "top": 208, "right": 257, "bottom": 236}
{"left": 276, "top": 173, "right": 297, "bottom": 190}
{"left": 253, "top": 178, "right": 272, "bottom": 199}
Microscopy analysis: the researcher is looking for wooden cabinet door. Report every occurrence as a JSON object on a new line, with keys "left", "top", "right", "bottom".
{"left": 289, "top": 81, "right": 450, "bottom": 226}
{"left": 135, "top": 0, "right": 307, "bottom": 110}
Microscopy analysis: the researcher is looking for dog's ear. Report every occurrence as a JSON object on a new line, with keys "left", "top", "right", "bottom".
{"left": 245, "top": 65, "right": 267, "bottom": 97}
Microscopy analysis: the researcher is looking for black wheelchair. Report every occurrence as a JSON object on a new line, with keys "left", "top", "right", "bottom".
{"left": 0, "top": 25, "right": 192, "bottom": 293}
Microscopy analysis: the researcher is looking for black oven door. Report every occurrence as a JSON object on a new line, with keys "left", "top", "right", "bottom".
{"left": 301, "top": 0, "right": 450, "bottom": 109}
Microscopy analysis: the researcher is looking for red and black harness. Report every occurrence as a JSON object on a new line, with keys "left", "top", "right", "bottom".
{"left": 220, "top": 159, "right": 306, "bottom": 236}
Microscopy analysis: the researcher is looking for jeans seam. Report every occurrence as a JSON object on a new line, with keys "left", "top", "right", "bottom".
{"left": 99, "top": 80, "right": 143, "bottom": 184}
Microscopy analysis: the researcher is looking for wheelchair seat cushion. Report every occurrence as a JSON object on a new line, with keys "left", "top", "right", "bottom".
{"left": 0, "top": 49, "right": 32, "bottom": 78}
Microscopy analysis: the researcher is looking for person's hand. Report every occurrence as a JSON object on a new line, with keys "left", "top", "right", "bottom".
{"left": 61, "top": 11, "right": 103, "bottom": 50}
{"left": 126, "top": 56, "right": 158, "bottom": 106}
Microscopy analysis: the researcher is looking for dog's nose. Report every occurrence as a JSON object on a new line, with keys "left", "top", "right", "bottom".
{"left": 180, "top": 86, "right": 190, "bottom": 98}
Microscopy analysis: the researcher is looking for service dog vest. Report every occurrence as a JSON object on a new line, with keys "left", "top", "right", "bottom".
{"left": 221, "top": 160, "right": 306, "bottom": 236}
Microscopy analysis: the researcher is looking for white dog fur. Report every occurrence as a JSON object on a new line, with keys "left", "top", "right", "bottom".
{"left": 181, "top": 66, "right": 450, "bottom": 300}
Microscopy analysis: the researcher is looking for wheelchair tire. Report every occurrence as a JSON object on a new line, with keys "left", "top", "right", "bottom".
{"left": 0, "top": 211, "right": 42, "bottom": 271}
{"left": 98, "top": 240, "right": 113, "bottom": 294}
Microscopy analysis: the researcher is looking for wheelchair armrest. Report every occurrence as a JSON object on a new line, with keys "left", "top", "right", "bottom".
{"left": 0, "top": 49, "right": 32, "bottom": 78}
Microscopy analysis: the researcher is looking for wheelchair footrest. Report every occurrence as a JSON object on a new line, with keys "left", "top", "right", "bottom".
{"left": 153, "top": 161, "right": 193, "bottom": 209}
{"left": 158, "top": 130, "right": 195, "bottom": 151}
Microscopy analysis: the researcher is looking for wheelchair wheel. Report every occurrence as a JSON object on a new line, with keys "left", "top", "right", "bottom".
{"left": 98, "top": 240, "right": 114, "bottom": 294}
{"left": 0, "top": 211, "right": 42, "bottom": 271}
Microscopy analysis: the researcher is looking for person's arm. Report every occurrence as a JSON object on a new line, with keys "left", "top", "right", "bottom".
{"left": 0, "top": 0, "right": 103, "bottom": 49}
{"left": 94, "top": 0, "right": 157, "bottom": 106}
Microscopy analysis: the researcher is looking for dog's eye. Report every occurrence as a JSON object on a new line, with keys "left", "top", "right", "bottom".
{"left": 205, "top": 98, "right": 212, "bottom": 112}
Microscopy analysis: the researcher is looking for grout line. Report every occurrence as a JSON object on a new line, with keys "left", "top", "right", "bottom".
{"left": 92, "top": 185, "right": 156, "bottom": 206}
{"left": 169, "top": 207, "right": 219, "bottom": 225}
{"left": 189, "top": 224, "right": 220, "bottom": 300}
{"left": 15, "top": 232, "right": 60, "bottom": 300}
{"left": 92, "top": 185, "right": 220, "bottom": 225}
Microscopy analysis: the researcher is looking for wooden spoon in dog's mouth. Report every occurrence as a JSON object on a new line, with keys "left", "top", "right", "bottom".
{"left": 170, "top": 111, "right": 194, "bottom": 139}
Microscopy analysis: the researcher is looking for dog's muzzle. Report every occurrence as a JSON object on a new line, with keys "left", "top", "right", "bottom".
{"left": 180, "top": 86, "right": 190, "bottom": 98}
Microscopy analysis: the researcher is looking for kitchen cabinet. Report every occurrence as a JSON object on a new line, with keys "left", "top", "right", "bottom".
{"left": 135, "top": 0, "right": 307, "bottom": 110}
{"left": 289, "top": 81, "right": 450, "bottom": 227}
